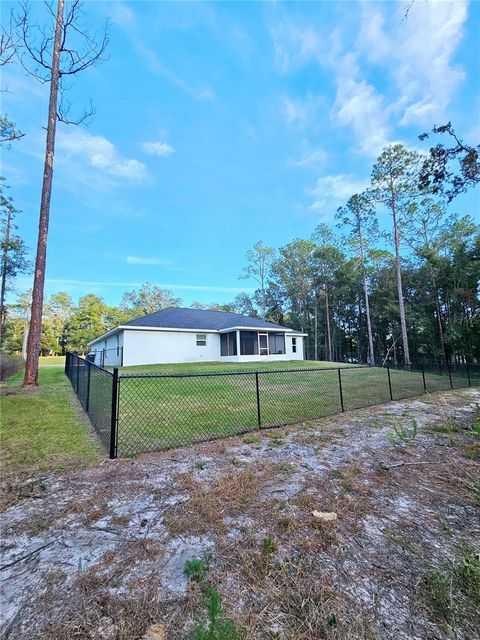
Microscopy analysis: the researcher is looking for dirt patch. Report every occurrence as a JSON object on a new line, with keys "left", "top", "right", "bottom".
{"left": 1, "top": 388, "right": 479, "bottom": 639}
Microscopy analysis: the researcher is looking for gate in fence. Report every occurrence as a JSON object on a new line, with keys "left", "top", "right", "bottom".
{"left": 65, "top": 352, "right": 480, "bottom": 459}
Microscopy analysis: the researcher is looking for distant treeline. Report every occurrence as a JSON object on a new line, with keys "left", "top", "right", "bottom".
{"left": 2, "top": 135, "right": 479, "bottom": 364}
{"left": 3, "top": 210, "right": 478, "bottom": 364}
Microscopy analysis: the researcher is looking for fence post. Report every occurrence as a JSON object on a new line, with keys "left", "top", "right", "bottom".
{"left": 387, "top": 366, "right": 393, "bottom": 401}
{"left": 255, "top": 372, "right": 261, "bottom": 428}
{"left": 64, "top": 352, "right": 68, "bottom": 376}
{"left": 447, "top": 363, "right": 453, "bottom": 390}
{"left": 76, "top": 356, "right": 80, "bottom": 393}
{"left": 466, "top": 363, "right": 471, "bottom": 387}
{"left": 338, "top": 368, "right": 344, "bottom": 412}
{"left": 85, "top": 361, "right": 91, "bottom": 413}
{"left": 109, "top": 368, "right": 119, "bottom": 459}
{"left": 421, "top": 364, "right": 427, "bottom": 393}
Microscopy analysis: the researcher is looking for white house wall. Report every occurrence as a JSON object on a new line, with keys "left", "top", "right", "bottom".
{"left": 90, "top": 331, "right": 124, "bottom": 366}
{"left": 123, "top": 329, "right": 221, "bottom": 366}
{"left": 120, "top": 330, "right": 304, "bottom": 366}
{"left": 288, "top": 334, "right": 304, "bottom": 359}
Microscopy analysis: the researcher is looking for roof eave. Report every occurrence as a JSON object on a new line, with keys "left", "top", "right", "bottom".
{"left": 88, "top": 326, "right": 125, "bottom": 346}
{"left": 218, "top": 325, "right": 295, "bottom": 333}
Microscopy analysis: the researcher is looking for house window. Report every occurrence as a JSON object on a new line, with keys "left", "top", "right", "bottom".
{"left": 268, "top": 332, "right": 285, "bottom": 355}
{"left": 220, "top": 332, "right": 237, "bottom": 356}
{"left": 196, "top": 334, "right": 207, "bottom": 346}
{"left": 292, "top": 337, "right": 297, "bottom": 353}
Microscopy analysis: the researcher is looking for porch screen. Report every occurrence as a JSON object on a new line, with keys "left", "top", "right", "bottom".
{"left": 240, "top": 331, "right": 259, "bottom": 355}
{"left": 220, "top": 331, "right": 237, "bottom": 356}
{"left": 268, "top": 332, "right": 285, "bottom": 355}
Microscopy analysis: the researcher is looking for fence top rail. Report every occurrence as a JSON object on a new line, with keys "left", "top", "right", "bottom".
{"left": 67, "top": 352, "right": 114, "bottom": 376}
{"left": 119, "top": 364, "right": 369, "bottom": 380}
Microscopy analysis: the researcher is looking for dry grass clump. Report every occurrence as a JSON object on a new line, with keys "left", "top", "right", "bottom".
{"left": 12, "top": 489, "right": 114, "bottom": 536}
{"left": 165, "top": 464, "right": 286, "bottom": 536}
{"left": 224, "top": 554, "right": 378, "bottom": 639}
{"left": 17, "top": 542, "right": 192, "bottom": 640}
{"left": 27, "top": 578, "right": 190, "bottom": 640}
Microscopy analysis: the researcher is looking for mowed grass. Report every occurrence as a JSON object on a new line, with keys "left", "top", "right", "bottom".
{"left": 39, "top": 355, "right": 66, "bottom": 366}
{"left": 119, "top": 359, "right": 354, "bottom": 375}
{"left": 116, "top": 361, "right": 476, "bottom": 456}
{"left": 1, "top": 366, "right": 101, "bottom": 505}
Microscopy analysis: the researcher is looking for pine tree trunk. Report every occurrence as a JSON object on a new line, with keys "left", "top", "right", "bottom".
{"left": 363, "top": 273, "right": 375, "bottom": 366}
{"left": 358, "top": 229, "right": 375, "bottom": 366}
{"left": 22, "top": 297, "right": 31, "bottom": 360}
{"left": 392, "top": 201, "right": 410, "bottom": 366}
{"left": 325, "top": 286, "right": 332, "bottom": 361}
{"left": 23, "top": 0, "right": 64, "bottom": 386}
{"left": 0, "top": 206, "right": 12, "bottom": 345}
{"left": 429, "top": 266, "right": 447, "bottom": 362}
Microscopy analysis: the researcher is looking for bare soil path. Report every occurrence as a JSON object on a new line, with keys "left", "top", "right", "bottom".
{"left": 1, "top": 388, "right": 479, "bottom": 639}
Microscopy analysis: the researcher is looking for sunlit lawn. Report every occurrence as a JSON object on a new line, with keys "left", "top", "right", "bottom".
{"left": 1, "top": 365, "right": 101, "bottom": 506}
{"left": 116, "top": 361, "right": 475, "bottom": 456}
{"left": 39, "top": 355, "right": 66, "bottom": 366}
{"left": 119, "top": 359, "right": 355, "bottom": 375}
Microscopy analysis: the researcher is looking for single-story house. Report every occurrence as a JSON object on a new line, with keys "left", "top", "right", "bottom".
{"left": 88, "top": 307, "right": 307, "bottom": 367}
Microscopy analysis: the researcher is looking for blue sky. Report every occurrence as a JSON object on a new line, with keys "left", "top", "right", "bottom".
{"left": 2, "top": 0, "right": 479, "bottom": 307}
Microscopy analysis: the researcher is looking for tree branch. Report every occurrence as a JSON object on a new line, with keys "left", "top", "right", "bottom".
{"left": 15, "top": 1, "right": 109, "bottom": 123}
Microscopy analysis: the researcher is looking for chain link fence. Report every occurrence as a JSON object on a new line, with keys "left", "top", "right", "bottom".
{"left": 65, "top": 353, "right": 480, "bottom": 458}
{"left": 65, "top": 352, "right": 116, "bottom": 452}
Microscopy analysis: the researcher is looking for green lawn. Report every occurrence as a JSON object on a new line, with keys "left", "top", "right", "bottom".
{"left": 39, "top": 355, "right": 66, "bottom": 366}
{"left": 119, "top": 359, "right": 355, "bottom": 375}
{"left": 115, "top": 362, "right": 477, "bottom": 456}
{"left": 1, "top": 366, "right": 101, "bottom": 507}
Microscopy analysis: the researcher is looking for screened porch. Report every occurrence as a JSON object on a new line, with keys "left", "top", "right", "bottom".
{"left": 220, "top": 330, "right": 286, "bottom": 357}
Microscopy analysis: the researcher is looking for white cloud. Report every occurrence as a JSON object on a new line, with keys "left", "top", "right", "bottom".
{"left": 271, "top": 20, "right": 334, "bottom": 72}
{"left": 357, "top": 0, "right": 468, "bottom": 127}
{"left": 109, "top": 1, "right": 135, "bottom": 28}
{"left": 111, "top": 3, "right": 214, "bottom": 101}
{"left": 142, "top": 141, "right": 175, "bottom": 157}
{"left": 331, "top": 56, "right": 391, "bottom": 157}
{"left": 282, "top": 96, "right": 307, "bottom": 124}
{"left": 57, "top": 129, "right": 148, "bottom": 183}
{"left": 282, "top": 94, "right": 324, "bottom": 128}
{"left": 126, "top": 256, "right": 174, "bottom": 266}
{"left": 306, "top": 174, "right": 369, "bottom": 214}
{"left": 397, "top": 1, "right": 467, "bottom": 126}
{"left": 272, "top": 1, "right": 468, "bottom": 155}
{"left": 291, "top": 148, "right": 327, "bottom": 168}
{"left": 274, "top": 22, "right": 390, "bottom": 156}
{"left": 272, "top": 24, "right": 316, "bottom": 72}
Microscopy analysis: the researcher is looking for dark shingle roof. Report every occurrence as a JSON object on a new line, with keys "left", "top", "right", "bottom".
{"left": 123, "top": 307, "right": 299, "bottom": 332}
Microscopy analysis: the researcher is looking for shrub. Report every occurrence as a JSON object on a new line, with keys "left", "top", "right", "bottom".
{"left": 0, "top": 352, "right": 24, "bottom": 381}
{"left": 184, "top": 558, "right": 208, "bottom": 583}
{"left": 193, "top": 587, "right": 244, "bottom": 640}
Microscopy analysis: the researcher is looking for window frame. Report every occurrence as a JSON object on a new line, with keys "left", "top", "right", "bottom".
{"left": 258, "top": 332, "right": 269, "bottom": 356}
{"left": 292, "top": 337, "right": 297, "bottom": 353}
{"left": 196, "top": 333, "right": 207, "bottom": 347}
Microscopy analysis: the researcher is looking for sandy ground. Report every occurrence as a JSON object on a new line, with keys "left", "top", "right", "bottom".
{"left": 1, "top": 388, "right": 479, "bottom": 639}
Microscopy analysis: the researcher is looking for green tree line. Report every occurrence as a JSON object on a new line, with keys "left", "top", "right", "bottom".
{"left": 2, "top": 206, "right": 478, "bottom": 364}
{"left": 1, "top": 132, "right": 479, "bottom": 365}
